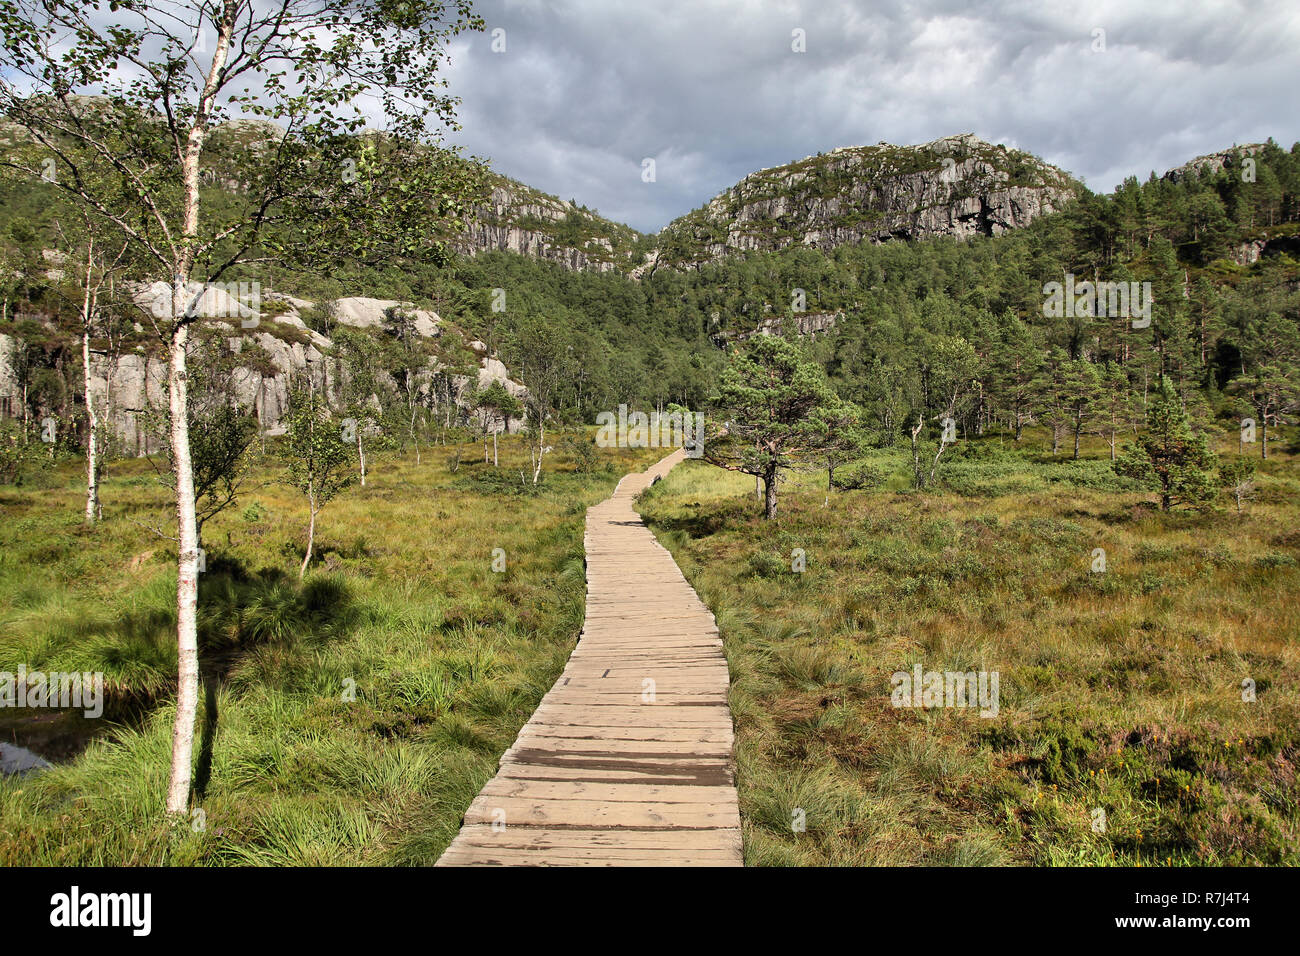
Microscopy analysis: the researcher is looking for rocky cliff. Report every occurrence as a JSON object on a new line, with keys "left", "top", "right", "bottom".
{"left": 648, "top": 134, "right": 1079, "bottom": 271}
{"left": 1164, "top": 144, "right": 1265, "bottom": 183}
{"left": 458, "top": 176, "right": 646, "bottom": 273}
{"left": 727, "top": 310, "right": 842, "bottom": 345}
{"left": 0, "top": 290, "right": 529, "bottom": 455}
{"left": 3, "top": 106, "right": 1077, "bottom": 278}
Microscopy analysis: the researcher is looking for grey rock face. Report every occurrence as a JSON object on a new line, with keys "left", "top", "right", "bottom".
{"left": 329, "top": 297, "right": 440, "bottom": 337}
{"left": 1233, "top": 238, "right": 1268, "bottom": 265}
{"left": 458, "top": 183, "right": 629, "bottom": 273}
{"left": 0, "top": 290, "right": 527, "bottom": 453}
{"left": 1165, "top": 144, "right": 1265, "bottom": 183}
{"left": 730, "top": 311, "right": 842, "bottom": 343}
{"left": 88, "top": 350, "right": 168, "bottom": 456}
{"left": 657, "top": 134, "right": 1077, "bottom": 267}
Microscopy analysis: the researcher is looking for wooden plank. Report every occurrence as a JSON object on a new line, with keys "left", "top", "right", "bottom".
{"left": 436, "top": 450, "right": 742, "bottom": 867}
{"left": 477, "top": 778, "right": 736, "bottom": 804}
{"left": 463, "top": 795, "right": 741, "bottom": 829}
{"left": 502, "top": 737, "right": 733, "bottom": 756}
{"left": 446, "top": 824, "right": 742, "bottom": 852}
{"left": 518, "top": 726, "right": 734, "bottom": 744}
{"left": 439, "top": 853, "right": 738, "bottom": 868}
{"left": 494, "top": 762, "right": 734, "bottom": 787}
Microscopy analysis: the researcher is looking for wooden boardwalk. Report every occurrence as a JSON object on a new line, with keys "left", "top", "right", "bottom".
{"left": 436, "top": 449, "right": 741, "bottom": 866}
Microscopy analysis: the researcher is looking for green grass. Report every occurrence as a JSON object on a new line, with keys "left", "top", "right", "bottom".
{"left": 0, "top": 431, "right": 661, "bottom": 865}
{"left": 638, "top": 427, "right": 1300, "bottom": 867}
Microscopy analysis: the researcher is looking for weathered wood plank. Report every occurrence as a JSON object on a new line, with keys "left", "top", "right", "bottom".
{"left": 463, "top": 795, "right": 741, "bottom": 829}
{"left": 436, "top": 450, "right": 741, "bottom": 867}
{"left": 447, "top": 823, "right": 742, "bottom": 852}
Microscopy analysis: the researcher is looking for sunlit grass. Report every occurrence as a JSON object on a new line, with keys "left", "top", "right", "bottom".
{"left": 0, "top": 430, "right": 661, "bottom": 865}
{"left": 639, "top": 425, "right": 1300, "bottom": 866}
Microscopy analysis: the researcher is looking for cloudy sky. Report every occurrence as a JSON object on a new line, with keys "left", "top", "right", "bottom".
{"left": 439, "top": 0, "right": 1300, "bottom": 233}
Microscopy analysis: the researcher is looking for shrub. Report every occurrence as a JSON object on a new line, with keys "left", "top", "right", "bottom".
{"left": 831, "top": 462, "right": 885, "bottom": 491}
{"left": 561, "top": 432, "right": 600, "bottom": 473}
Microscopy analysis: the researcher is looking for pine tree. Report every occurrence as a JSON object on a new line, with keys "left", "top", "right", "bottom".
{"left": 1063, "top": 359, "right": 1103, "bottom": 459}
{"left": 989, "top": 315, "right": 1042, "bottom": 440}
{"left": 1034, "top": 347, "right": 1071, "bottom": 456}
{"left": 704, "top": 335, "right": 842, "bottom": 519}
{"left": 1098, "top": 362, "right": 1139, "bottom": 461}
{"left": 1229, "top": 309, "right": 1300, "bottom": 460}
{"left": 1115, "top": 378, "right": 1216, "bottom": 511}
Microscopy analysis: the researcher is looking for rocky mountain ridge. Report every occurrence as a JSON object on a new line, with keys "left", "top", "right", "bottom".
{"left": 16, "top": 103, "right": 1271, "bottom": 281}
{"left": 459, "top": 176, "right": 646, "bottom": 273}
{"left": 1164, "top": 143, "right": 1266, "bottom": 183}
{"left": 646, "top": 134, "right": 1080, "bottom": 271}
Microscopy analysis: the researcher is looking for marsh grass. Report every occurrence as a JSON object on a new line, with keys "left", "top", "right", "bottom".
{"left": 0, "top": 431, "right": 661, "bottom": 865}
{"left": 639, "top": 427, "right": 1300, "bottom": 866}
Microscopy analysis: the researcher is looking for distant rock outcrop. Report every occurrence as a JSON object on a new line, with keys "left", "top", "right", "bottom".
{"left": 728, "top": 310, "right": 842, "bottom": 344}
{"left": 1164, "top": 144, "right": 1265, "bottom": 183}
{"left": 652, "top": 134, "right": 1079, "bottom": 269}
{"left": 0, "top": 287, "right": 528, "bottom": 454}
{"left": 458, "top": 178, "right": 644, "bottom": 274}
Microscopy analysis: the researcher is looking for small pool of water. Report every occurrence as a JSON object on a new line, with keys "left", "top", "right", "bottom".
{"left": 0, "top": 742, "right": 51, "bottom": 775}
{"left": 0, "top": 705, "right": 137, "bottom": 776}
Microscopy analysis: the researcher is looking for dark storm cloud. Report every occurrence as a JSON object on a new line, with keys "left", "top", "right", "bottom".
{"left": 440, "top": 0, "right": 1300, "bottom": 233}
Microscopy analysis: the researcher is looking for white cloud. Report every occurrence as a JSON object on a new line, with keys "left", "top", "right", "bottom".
{"left": 442, "top": 0, "right": 1300, "bottom": 231}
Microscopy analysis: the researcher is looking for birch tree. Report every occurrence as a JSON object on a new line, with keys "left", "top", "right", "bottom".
{"left": 284, "top": 383, "right": 353, "bottom": 580}
{"left": 475, "top": 379, "right": 519, "bottom": 467}
{"left": 332, "top": 325, "right": 388, "bottom": 486}
{"left": 0, "top": 0, "right": 485, "bottom": 816}
{"left": 507, "top": 315, "right": 571, "bottom": 484}
{"left": 50, "top": 217, "right": 131, "bottom": 525}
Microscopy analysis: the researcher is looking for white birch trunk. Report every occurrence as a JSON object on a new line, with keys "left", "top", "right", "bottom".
{"left": 165, "top": 8, "right": 234, "bottom": 816}
{"left": 357, "top": 430, "right": 366, "bottom": 487}
{"left": 165, "top": 319, "right": 201, "bottom": 815}
{"left": 301, "top": 497, "right": 317, "bottom": 581}
{"left": 82, "top": 328, "right": 99, "bottom": 525}
{"left": 81, "top": 241, "right": 99, "bottom": 525}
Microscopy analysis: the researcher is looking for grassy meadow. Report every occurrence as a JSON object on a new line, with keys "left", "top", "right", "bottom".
{"left": 638, "top": 427, "right": 1300, "bottom": 866}
{"left": 0, "top": 433, "right": 661, "bottom": 865}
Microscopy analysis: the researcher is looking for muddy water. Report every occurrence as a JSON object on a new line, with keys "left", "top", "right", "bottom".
{"left": 0, "top": 702, "right": 149, "bottom": 776}
{"left": 0, "top": 741, "right": 50, "bottom": 774}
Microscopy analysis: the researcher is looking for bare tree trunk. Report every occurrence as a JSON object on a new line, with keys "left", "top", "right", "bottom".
{"left": 357, "top": 431, "right": 366, "bottom": 487}
{"left": 910, "top": 413, "right": 926, "bottom": 488}
{"left": 763, "top": 466, "right": 778, "bottom": 520}
{"left": 165, "top": 8, "right": 234, "bottom": 817}
{"left": 82, "top": 326, "right": 99, "bottom": 525}
{"left": 532, "top": 417, "right": 545, "bottom": 484}
{"left": 80, "top": 241, "right": 99, "bottom": 525}
{"left": 165, "top": 321, "right": 201, "bottom": 816}
{"left": 300, "top": 499, "right": 317, "bottom": 581}
{"left": 493, "top": 427, "right": 499, "bottom": 467}
{"left": 928, "top": 438, "right": 949, "bottom": 486}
